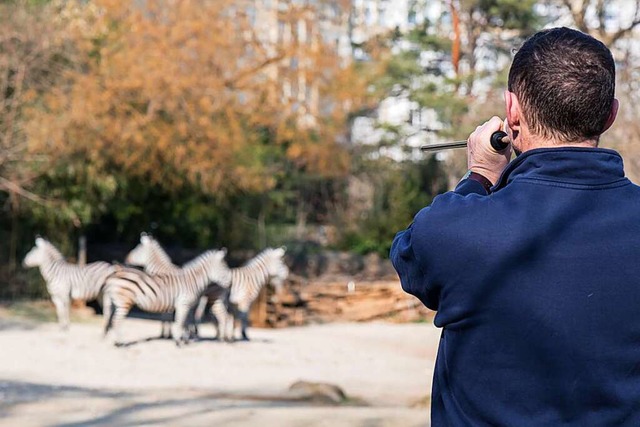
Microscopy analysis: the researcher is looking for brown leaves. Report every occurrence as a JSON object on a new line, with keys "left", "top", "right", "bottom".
{"left": 25, "top": 0, "right": 371, "bottom": 198}
{"left": 0, "top": 1, "right": 80, "bottom": 208}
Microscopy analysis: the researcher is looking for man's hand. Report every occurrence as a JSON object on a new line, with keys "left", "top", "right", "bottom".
{"left": 467, "top": 116, "right": 512, "bottom": 185}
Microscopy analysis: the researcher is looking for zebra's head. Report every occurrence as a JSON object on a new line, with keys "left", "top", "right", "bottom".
{"left": 125, "top": 233, "right": 156, "bottom": 267}
{"left": 263, "top": 246, "right": 289, "bottom": 293}
{"left": 204, "top": 248, "right": 232, "bottom": 288}
{"left": 23, "top": 237, "right": 64, "bottom": 268}
{"left": 125, "top": 233, "right": 176, "bottom": 273}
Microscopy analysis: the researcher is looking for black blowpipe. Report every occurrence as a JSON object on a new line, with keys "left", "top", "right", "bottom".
{"left": 421, "top": 130, "right": 510, "bottom": 152}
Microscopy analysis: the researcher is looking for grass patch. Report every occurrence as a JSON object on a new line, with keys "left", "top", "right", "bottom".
{"left": 0, "top": 300, "right": 99, "bottom": 324}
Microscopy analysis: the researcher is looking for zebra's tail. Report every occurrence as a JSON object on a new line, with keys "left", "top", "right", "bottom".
{"left": 102, "top": 295, "right": 115, "bottom": 337}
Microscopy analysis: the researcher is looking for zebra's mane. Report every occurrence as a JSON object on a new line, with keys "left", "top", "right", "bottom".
{"left": 148, "top": 239, "right": 179, "bottom": 270}
{"left": 39, "top": 239, "right": 65, "bottom": 262}
{"left": 244, "top": 248, "right": 282, "bottom": 268}
{"left": 182, "top": 249, "right": 226, "bottom": 273}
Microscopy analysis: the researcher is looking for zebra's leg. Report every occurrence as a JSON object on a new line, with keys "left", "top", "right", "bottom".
{"left": 212, "top": 313, "right": 220, "bottom": 340}
{"left": 211, "top": 298, "right": 228, "bottom": 342}
{"left": 192, "top": 296, "right": 210, "bottom": 339}
{"left": 111, "top": 303, "right": 132, "bottom": 347}
{"left": 62, "top": 298, "right": 71, "bottom": 330}
{"left": 102, "top": 294, "right": 113, "bottom": 337}
{"left": 52, "top": 295, "right": 69, "bottom": 331}
{"left": 209, "top": 303, "right": 220, "bottom": 340}
{"left": 171, "top": 304, "right": 189, "bottom": 347}
{"left": 229, "top": 305, "right": 240, "bottom": 341}
{"left": 194, "top": 296, "right": 208, "bottom": 325}
{"left": 236, "top": 301, "right": 252, "bottom": 341}
{"left": 239, "top": 310, "right": 251, "bottom": 341}
{"left": 186, "top": 305, "right": 199, "bottom": 341}
{"left": 225, "top": 300, "right": 238, "bottom": 343}
{"left": 160, "top": 314, "right": 172, "bottom": 339}
{"left": 160, "top": 321, "right": 166, "bottom": 339}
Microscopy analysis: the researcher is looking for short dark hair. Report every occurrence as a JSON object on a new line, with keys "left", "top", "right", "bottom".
{"left": 508, "top": 27, "right": 615, "bottom": 143}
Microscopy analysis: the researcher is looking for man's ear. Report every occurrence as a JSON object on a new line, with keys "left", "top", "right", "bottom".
{"left": 602, "top": 98, "right": 619, "bottom": 133}
{"left": 504, "top": 90, "right": 521, "bottom": 133}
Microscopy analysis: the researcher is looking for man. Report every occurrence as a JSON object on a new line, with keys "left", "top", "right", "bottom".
{"left": 391, "top": 27, "right": 640, "bottom": 426}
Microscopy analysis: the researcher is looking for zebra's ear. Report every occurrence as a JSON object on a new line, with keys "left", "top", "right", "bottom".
{"left": 220, "top": 247, "right": 228, "bottom": 257}
{"left": 274, "top": 246, "right": 286, "bottom": 257}
{"left": 140, "top": 234, "right": 151, "bottom": 244}
{"left": 35, "top": 236, "right": 45, "bottom": 247}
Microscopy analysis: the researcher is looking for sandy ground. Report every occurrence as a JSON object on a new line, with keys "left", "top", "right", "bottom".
{"left": 0, "top": 316, "right": 440, "bottom": 426}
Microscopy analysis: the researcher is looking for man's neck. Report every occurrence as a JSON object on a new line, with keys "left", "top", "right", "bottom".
{"left": 516, "top": 132, "right": 599, "bottom": 154}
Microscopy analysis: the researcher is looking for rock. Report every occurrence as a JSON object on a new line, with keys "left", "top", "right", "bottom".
{"left": 287, "top": 380, "right": 348, "bottom": 404}
{"left": 360, "top": 253, "right": 397, "bottom": 280}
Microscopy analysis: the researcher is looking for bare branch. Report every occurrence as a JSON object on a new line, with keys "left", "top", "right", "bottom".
{"left": 596, "top": 0, "right": 607, "bottom": 40}
{"left": 0, "top": 175, "right": 48, "bottom": 206}
{"left": 559, "top": 0, "right": 589, "bottom": 32}
{"left": 0, "top": 175, "right": 82, "bottom": 227}
{"left": 224, "top": 54, "right": 286, "bottom": 90}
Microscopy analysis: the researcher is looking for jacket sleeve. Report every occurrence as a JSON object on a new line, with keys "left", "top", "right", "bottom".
{"left": 391, "top": 221, "right": 440, "bottom": 310}
{"left": 390, "top": 177, "right": 489, "bottom": 311}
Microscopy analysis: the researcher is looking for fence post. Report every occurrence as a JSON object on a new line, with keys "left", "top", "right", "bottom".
{"left": 75, "top": 235, "right": 88, "bottom": 310}
{"left": 78, "top": 235, "right": 87, "bottom": 266}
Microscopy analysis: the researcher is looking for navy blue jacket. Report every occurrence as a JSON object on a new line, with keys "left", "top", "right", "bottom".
{"left": 391, "top": 147, "right": 640, "bottom": 426}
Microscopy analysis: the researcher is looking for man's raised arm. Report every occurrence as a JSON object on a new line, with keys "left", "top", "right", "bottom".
{"left": 391, "top": 116, "right": 511, "bottom": 311}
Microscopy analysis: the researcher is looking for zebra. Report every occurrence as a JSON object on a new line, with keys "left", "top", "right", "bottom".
{"left": 125, "top": 233, "right": 225, "bottom": 340}
{"left": 125, "top": 232, "right": 182, "bottom": 338}
{"left": 102, "top": 248, "right": 231, "bottom": 346}
{"left": 22, "top": 237, "right": 115, "bottom": 330}
{"left": 198, "top": 247, "right": 289, "bottom": 342}
{"left": 125, "top": 233, "right": 180, "bottom": 275}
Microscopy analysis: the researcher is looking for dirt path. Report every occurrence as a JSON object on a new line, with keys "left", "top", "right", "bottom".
{"left": 0, "top": 317, "right": 440, "bottom": 426}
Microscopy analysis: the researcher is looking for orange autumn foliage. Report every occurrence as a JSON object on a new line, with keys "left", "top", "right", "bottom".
{"left": 28, "top": 0, "right": 375, "bottom": 195}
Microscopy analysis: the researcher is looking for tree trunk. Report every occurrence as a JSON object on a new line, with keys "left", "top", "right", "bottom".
{"left": 257, "top": 209, "right": 266, "bottom": 249}
{"left": 449, "top": 0, "right": 461, "bottom": 77}
{"left": 9, "top": 192, "right": 18, "bottom": 272}
{"left": 296, "top": 198, "right": 306, "bottom": 239}
{"left": 78, "top": 235, "right": 87, "bottom": 266}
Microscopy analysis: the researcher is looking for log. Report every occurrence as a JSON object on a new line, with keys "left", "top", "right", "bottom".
{"left": 249, "top": 286, "right": 269, "bottom": 327}
{"left": 261, "top": 280, "right": 433, "bottom": 327}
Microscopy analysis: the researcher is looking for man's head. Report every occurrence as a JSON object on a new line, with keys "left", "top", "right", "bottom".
{"left": 505, "top": 27, "right": 618, "bottom": 152}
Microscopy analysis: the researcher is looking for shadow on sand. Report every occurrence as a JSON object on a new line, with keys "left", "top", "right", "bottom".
{"left": 113, "top": 335, "right": 274, "bottom": 348}
{"left": 0, "top": 379, "right": 354, "bottom": 427}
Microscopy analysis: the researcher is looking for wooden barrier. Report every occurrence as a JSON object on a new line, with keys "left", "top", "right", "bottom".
{"left": 261, "top": 278, "right": 434, "bottom": 328}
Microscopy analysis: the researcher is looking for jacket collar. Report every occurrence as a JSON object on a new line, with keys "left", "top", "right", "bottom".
{"left": 493, "top": 147, "right": 626, "bottom": 192}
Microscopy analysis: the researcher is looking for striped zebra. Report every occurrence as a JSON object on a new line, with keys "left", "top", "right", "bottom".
{"left": 125, "top": 233, "right": 180, "bottom": 275}
{"left": 22, "top": 237, "right": 115, "bottom": 330}
{"left": 199, "top": 247, "right": 289, "bottom": 341}
{"left": 102, "top": 248, "right": 231, "bottom": 346}
{"left": 125, "top": 233, "right": 182, "bottom": 338}
{"left": 125, "top": 233, "right": 228, "bottom": 340}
